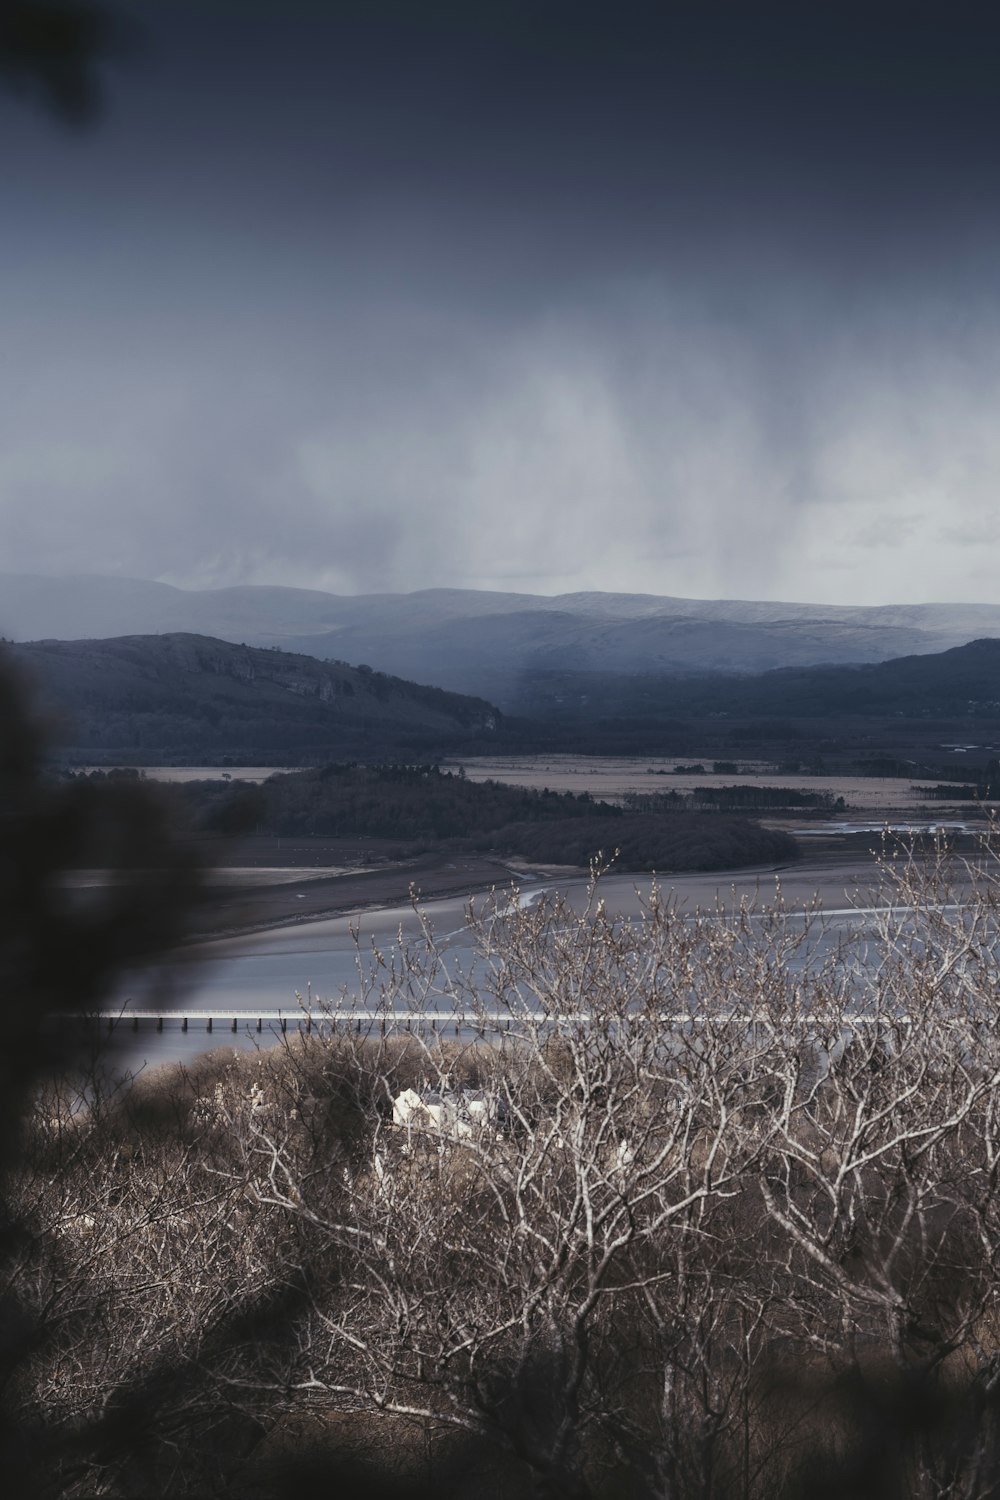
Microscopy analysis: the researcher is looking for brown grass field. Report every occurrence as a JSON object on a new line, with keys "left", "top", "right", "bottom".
{"left": 446, "top": 753, "right": 979, "bottom": 811}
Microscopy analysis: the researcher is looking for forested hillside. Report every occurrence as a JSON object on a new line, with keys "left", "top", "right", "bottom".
{"left": 182, "top": 763, "right": 799, "bottom": 871}
{"left": 10, "top": 634, "right": 499, "bottom": 763}
{"left": 516, "top": 637, "right": 1000, "bottom": 724}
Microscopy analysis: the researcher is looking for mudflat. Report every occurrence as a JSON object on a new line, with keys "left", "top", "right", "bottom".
{"left": 183, "top": 841, "right": 524, "bottom": 939}
{"left": 182, "top": 833, "right": 902, "bottom": 941}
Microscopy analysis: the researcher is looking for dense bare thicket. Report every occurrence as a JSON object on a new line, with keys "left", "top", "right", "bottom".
{"left": 12, "top": 839, "right": 1000, "bottom": 1496}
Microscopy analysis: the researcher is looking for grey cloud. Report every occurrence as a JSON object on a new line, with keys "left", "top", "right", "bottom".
{"left": 4, "top": 274, "right": 1000, "bottom": 606}
{"left": 5, "top": 2, "right": 1000, "bottom": 607}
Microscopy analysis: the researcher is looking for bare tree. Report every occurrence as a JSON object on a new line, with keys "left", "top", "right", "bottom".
{"left": 194, "top": 846, "right": 1000, "bottom": 1498}
{"left": 202, "top": 877, "right": 829, "bottom": 1497}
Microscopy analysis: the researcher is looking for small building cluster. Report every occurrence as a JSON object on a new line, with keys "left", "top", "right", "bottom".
{"left": 391, "top": 1086, "right": 499, "bottom": 1140}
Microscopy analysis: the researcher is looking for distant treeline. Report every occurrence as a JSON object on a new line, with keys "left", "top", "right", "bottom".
{"left": 176, "top": 764, "right": 799, "bottom": 871}
{"left": 187, "top": 763, "right": 612, "bottom": 841}
{"left": 914, "top": 784, "right": 986, "bottom": 801}
{"left": 624, "top": 787, "right": 844, "bottom": 813}
{"left": 476, "top": 812, "right": 799, "bottom": 870}
{"left": 853, "top": 756, "right": 1000, "bottom": 782}
{"left": 911, "top": 760, "right": 1000, "bottom": 800}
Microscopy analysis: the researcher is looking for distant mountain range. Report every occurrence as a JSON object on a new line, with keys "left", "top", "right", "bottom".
{"left": 9, "top": 634, "right": 498, "bottom": 764}
{"left": 4, "top": 574, "right": 1000, "bottom": 708}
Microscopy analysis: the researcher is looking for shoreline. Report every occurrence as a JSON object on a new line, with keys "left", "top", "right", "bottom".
{"left": 144, "top": 814, "right": 993, "bottom": 947}
{"left": 182, "top": 842, "right": 886, "bottom": 946}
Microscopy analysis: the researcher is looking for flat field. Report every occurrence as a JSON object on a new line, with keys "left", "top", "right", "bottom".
{"left": 102, "top": 756, "right": 980, "bottom": 812}
{"left": 88, "top": 765, "right": 291, "bottom": 783}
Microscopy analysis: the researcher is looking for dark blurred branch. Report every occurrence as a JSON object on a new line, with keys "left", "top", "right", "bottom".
{"left": 0, "top": 650, "right": 211, "bottom": 1489}
{"left": 0, "top": 1, "right": 139, "bottom": 124}
{"left": 0, "top": 651, "right": 208, "bottom": 1138}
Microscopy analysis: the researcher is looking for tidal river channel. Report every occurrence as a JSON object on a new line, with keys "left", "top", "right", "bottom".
{"left": 101, "top": 858, "right": 929, "bottom": 1073}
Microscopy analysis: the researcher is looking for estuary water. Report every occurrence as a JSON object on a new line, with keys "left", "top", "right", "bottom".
{"left": 105, "top": 860, "right": 911, "bottom": 1072}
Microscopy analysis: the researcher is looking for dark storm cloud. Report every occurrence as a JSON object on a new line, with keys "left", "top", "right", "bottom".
{"left": 4, "top": 1, "right": 1000, "bottom": 602}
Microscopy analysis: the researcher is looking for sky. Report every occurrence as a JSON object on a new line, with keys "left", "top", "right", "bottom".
{"left": 3, "top": 0, "right": 1000, "bottom": 605}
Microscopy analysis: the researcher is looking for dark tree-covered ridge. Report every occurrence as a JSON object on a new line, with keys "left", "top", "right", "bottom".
{"left": 11, "top": 633, "right": 500, "bottom": 762}
{"left": 517, "top": 637, "right": 1000, "bottom": 724}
